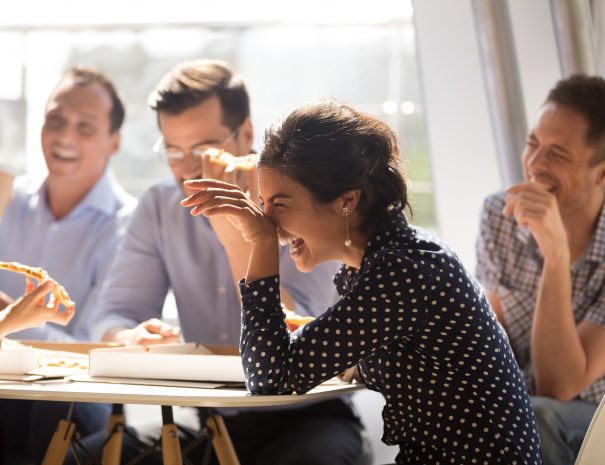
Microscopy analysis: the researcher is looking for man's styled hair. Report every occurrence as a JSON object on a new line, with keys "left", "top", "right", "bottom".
{"left": 547, "top": 74, "right": 605, "bottom": 165}
{"left": 59, "top": 67, "right": 125, "bottom": 133}
{"left": 148, "top": 59, "right": 250, "bottom": 131}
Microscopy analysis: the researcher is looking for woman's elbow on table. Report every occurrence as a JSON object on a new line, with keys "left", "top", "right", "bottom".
{"left": 245, "top": 370, "right": 310, "bottom": 395}
{"left": 245, "top": 377, "right": 289, "bottom": 395}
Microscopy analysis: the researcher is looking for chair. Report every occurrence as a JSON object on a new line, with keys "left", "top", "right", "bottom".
{"left": 575, "top": 395, "right": 605, "bottom": 465}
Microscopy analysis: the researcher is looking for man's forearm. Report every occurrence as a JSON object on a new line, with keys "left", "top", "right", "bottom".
{"left": 225, "top": 248, "right": 252, "bottom": 292}
{"left": 0, "top": 291, "right": 13, "bottom": 311}
{"left": 102, "top": 326, "right": 130, "bottom": 343}
{"left": 532, "top": 258, "right": 587, "bottom": 399}
{"left": 0, "top": 307, "right": 16, "bottom": 338}
{"left": 209, "top": 216, "right": 252, "bottom": 289}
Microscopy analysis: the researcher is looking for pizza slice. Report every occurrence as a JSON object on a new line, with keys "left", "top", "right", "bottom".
{"left": 283, "top": 308, "right": 315, "bottom": 331}
{"left": 205, "top": 148, "right": 259, "bottom": 172}
{"left": 0, "top": 261, "right": 75, "bottom": 308}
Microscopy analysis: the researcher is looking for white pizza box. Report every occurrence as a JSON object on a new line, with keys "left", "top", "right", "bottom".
{"left": 0, "top": 346, "right": 37, "bottom": 374}
{"left": 89, "top": 342, "right": 245, "bottom": 383}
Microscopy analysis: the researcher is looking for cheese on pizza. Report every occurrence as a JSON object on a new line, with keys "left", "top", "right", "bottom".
{"left": 37, "top": 350, "right": 89, "bottom": 370}
{"left": 206, "top": 148, "right": 259, "bottom": 172}
{"left": 283, "top": 309, "right": 315, "bottom": 331}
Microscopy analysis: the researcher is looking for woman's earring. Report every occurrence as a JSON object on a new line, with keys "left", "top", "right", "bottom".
{"left": 343, "top": 207, "right": 352, "bottom": 247}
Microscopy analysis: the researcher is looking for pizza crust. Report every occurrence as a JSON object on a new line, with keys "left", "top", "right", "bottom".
{"left": 206, "top": 149, "right": 259, "bottom": 172}
{"left": 0, "top": 261, "right": 74, "bottom": 308}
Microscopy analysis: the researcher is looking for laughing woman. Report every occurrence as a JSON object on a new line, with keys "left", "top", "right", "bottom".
{"left": 181, "top": 101, "right": 543, "bottom": 465}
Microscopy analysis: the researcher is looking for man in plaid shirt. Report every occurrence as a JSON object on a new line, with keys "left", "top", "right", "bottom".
{"left": 476, "top": 74, "right": 605, "bottom": 465}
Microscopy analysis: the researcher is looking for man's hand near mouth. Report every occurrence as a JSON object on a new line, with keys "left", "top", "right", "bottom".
{"left": 503, "top": 181, "right": 568, "bottom": 263}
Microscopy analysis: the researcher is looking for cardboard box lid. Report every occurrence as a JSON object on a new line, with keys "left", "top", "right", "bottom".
{"left": 17, "top": 340, "right": 122, "bottom": 354}
{"left": 89, "top": 342, "right": 245, "bottom": 383}
{"left": 0, "top": 340, "right": 113, "bottom": 378}
{"left": 0, "top": 346, "right": 37, "bottom": 374}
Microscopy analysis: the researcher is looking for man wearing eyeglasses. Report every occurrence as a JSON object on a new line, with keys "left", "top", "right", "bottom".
{"left": 83, "top": 60, "right": 369, "bottom": 465}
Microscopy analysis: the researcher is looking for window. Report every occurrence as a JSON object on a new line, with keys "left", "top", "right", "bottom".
{"left": 0, "top": 0, "right": 435, "bottom": 230}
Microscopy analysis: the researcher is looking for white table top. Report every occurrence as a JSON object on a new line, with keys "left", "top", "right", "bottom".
{"left": 0, "top": 378, "right": 362, "bottom": 408}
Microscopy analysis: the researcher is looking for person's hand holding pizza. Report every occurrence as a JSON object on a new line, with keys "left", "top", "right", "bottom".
{"left": 191, "top": 151, "right": 261, "bottom": 288}
{"left": 201, "top": 149, "right": 260, "bottom": 206}
{"left": 0, "top": 261, "right": 74, "bottom": 309}
{"left": 0, "top": 280, "right": 74, "bottom": 338}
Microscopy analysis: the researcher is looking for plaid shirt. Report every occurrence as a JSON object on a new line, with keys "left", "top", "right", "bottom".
{"left": 476, "top": 191, "right": 605, "bottom": 405}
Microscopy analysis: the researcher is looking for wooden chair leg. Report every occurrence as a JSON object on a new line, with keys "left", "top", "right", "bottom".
{"left": 161, "top": 424, "right": 182, "bottom": 465}
{"left": 41, "top": 419, "right": 76, "bottom": 465}
{"left": 206, "top": 415, "right": 241, "bottom": 465}
{"left": 102, "top": 404, "right": 125, "bottom": 465}
{"left": 161, "top": 406, "right": 182, "bottom": 465}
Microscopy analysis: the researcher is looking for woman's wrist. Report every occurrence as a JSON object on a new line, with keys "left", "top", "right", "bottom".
{"left": 251, "top": 233, "right": 279, "bottom": 249}
{"left": 246, "top": 235, "right": 280, "bottom": 282}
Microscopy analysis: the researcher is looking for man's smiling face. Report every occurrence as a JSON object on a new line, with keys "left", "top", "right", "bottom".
{"left": 522, "top": 102, "right": 604, "bottom": 215}
{"left": 158, "top": 95, "right": 250, "bottom": 196}
{"left": 41, "top": 78, "right": 119, "bottom": 190}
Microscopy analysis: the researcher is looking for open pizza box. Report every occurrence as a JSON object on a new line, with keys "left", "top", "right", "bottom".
{"left": 0, "top": 340, "right": 119, "bottom": 380}
{"left": 88, "top": 342, "right": 245, "bottom": 383}
{"left": 17, "top": 340, "right": 122, "bottom": 354}
{"left": 0, "top": 344, "right": 37, "bottom": 375}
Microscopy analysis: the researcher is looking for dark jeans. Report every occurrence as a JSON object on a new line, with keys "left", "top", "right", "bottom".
{"left": 0, "top": 419, "right": 7, "bottom": 465}
{"left": 532, "top": 396, "right": 597, "bottom": 465}
{"left": 0, "top": 399, "right": 110, "bottom": 464}
{"left": 68, "top": 399, "right": 371, "bottom": 465}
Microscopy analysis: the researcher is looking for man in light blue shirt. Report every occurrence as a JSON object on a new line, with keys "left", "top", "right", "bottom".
{"left": 0, "top": 67, "right": 136, "bottom": 463}
{"left": 1, "top": 172, "right": 134, "bottom": 341}
{"left": 85, "top": 60, "right": 369, "bottom": 465}
{"left": 89, "top": 176, "right": 335, "bottom": 345}
{"left": 0, "top": 69, "right": 136, "bottom": 340}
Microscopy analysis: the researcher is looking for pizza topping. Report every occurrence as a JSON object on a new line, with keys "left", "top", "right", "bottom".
{"left": 37, "top": 350, "right": 89, "bottom": 370}
{"left": 0, "top": 262, "right": 47, "bottom": 280}
{"left": 0, "top": 261, "right": 75, "bottom": 308}
{"left": 283, "top": 308, "right": 315, "bottom": 332}
{"left": 205, "top": 148, "right": 259, "bottom": 172}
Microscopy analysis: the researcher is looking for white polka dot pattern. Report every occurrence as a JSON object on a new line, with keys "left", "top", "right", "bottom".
{"left": 240, "top": 212, "right": 543, "bottom": 465}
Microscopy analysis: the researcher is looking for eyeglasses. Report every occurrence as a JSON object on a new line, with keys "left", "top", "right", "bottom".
{"left": 152, "top": 129, "right": 238, "bottom": 165}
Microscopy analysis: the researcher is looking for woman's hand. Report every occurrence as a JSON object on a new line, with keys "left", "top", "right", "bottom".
{"left": 0, "top": 281, "right": 74, "bottom": 338}
{"left": 181, "top": 179, "right": 276, "bottom": 244}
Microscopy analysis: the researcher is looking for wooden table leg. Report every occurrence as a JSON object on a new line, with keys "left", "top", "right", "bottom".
{"left": 206, "top": 415, "right": 241, "bottom": 465}
{"left": 161, "top": 405, "right": 182, "bottom": 465}
{"left": 41, "top": 419, "right": 76, "bottom": 465}
{"left": 102, "top": 404, "right": 125, "bottom": 465}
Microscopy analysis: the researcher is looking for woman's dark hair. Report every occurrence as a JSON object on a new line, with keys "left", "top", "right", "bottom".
{"left": 260, "top": 100, "right": 409, "bottom": 233}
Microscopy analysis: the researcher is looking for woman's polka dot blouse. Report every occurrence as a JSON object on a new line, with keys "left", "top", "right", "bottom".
{"left": 239, "top": 211, "right": 543, "bottom": 465}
